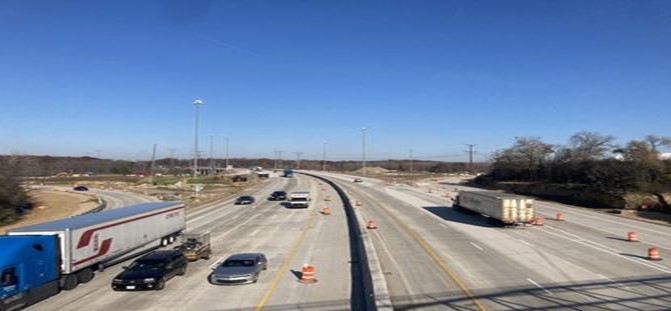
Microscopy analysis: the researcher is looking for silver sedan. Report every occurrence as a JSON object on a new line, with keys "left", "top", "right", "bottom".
{"left": 208, "top": 253, "right": 268, "bottom": 285}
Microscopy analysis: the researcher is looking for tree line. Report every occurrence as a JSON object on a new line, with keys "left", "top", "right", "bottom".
{"left": 480, "top": 132, "right": 671, "bottom": 196}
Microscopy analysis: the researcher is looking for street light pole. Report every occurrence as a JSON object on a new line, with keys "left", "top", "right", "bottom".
{"left": 192, "top": 99, "right": 203, "bottom": 178}
{"left": 362, "top": 127, "right": 367, "bottom": 177}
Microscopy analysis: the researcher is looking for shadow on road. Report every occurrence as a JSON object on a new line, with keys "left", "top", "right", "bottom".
{"left": 423, "top": 206, "right": 498, "bottom": 228}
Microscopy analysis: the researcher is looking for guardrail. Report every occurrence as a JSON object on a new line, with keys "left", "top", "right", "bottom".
{"left": 78, "top": 196, "right": 107, "bottom": 216}
{"left": 300, "top": 172, "right": 377, "bottom": 311}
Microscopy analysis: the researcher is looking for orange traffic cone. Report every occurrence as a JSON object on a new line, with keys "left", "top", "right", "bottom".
{"left": 366, "top": 219, "right": 377, "bottom": 229}
{"left": 555, "top": 213, "right": 565, "bottom": 221}
{"left": 648, "top": 248, "right": 662, "bottom": 261}
{"left": 533, "top": 217, "right": 544, "bottom": 226}
{"left": 298, "top": 264, "right": 318, "bottom": 283}
{"left": 626, "top": 231, "right": 639, "bottom": 242}
{"left": 321, "top": 206, "right": 331, "bottom": 215}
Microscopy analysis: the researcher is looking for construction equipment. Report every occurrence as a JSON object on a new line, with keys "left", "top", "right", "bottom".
{"left": 174, "top": 232, "right": 211, "bottom": 261}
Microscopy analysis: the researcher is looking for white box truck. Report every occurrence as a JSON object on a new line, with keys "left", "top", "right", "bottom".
{"left": 452, "top": 191, "right": 535, "bottom": 226}
{"left": 288, "top": 192, "right": 310, "bottom": 208}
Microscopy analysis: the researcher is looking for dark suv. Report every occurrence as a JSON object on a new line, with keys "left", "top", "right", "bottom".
{"left": 268, "top": 191, "right": 287, "bottom": 201}
{"left": 111, "top": 250, "right": 187, "bottom": 291}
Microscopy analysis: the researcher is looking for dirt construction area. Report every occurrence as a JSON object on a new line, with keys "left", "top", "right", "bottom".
{"left": 0, "top": 190, "right": 98, "bottom": 234}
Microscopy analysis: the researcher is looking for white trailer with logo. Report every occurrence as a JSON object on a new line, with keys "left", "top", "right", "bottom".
{"left": 7, "top": 201, "right": 186, "bottom": 290}
{"left": 452, "top": 191, "right": 535, "bottom": 226}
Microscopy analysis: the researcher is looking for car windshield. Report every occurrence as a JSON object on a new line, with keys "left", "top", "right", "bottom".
{"left": 223, "top": 259, "right": 254, "bottom": 267}
{"left": 128, "top": 260, "right": 164, "bottom": 271}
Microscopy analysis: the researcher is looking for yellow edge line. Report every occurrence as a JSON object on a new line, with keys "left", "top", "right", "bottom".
{"left": 360, "top": 191, "right": 487, "bottom": 311}
{"left": 255, "top": 210, "right": 318, "bottom": 311}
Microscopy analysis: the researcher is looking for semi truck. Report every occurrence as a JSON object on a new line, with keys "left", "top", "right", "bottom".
{"left": 0, "top": 202, "right": 186, "bottom": 310}
{"left": 452, "top": 191, "right": 535, "bottom": 226}
{"left": 283, "top": 169, "right": 294, "bottom": 178}
{"left": 288, "top": 192, "right": 310, "bottom": 208}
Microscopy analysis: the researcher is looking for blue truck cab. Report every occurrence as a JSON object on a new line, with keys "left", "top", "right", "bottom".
{"left": 283, "top": 169, "right": 294, "bottom": 178}
{"left": 0, "top": 235, "right": 60, "bottom": 311}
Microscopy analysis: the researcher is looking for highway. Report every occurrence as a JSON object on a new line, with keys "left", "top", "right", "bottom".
{"left": 26, "top": 172, "right": 671, "bottom": 310}
{"left": 30, "top": 173, "right": 354, "bottom": 310}
{"left": 317, "top": 172, "right": 671, "bottom": 310}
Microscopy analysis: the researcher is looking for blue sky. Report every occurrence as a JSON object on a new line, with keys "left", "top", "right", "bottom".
{"left": 1, "top": 0, "right": 670, "bottom": 162}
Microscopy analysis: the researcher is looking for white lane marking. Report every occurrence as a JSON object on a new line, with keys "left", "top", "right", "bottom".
{"left": 538, "top": 227, "right": 671, "bottom": 274}
{"left": 250, "top": 229, "right": 260, "bottom": 236}
{"left": 596, "top": 274, "right": 632, "bottom": 290}
{"left": 439, "top": 223, "right": 448, "bottom": 229}
{"left": 518, "top": 239, "right": 532, "bottom": 246}
{"left": 469, "top": 242, "right": 484, "bottom": 251}
{"left": 527, "top": 278, "right": 553, "bottom": 295}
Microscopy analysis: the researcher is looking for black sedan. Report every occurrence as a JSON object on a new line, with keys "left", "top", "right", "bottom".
{"left": 111, "top": 250, "right": 187, "bottom": 291}
{"left": 268, "top": 191, "right": 287, "bottom": 201}
{"left": 235, "top": 196, "right": 255, "bottom": 205}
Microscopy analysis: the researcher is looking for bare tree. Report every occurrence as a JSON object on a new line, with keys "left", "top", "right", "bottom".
{"left": 645, "top": 135, "right": 671, "bottom": 152}
{"left": 567, "top": 131, "right": 616, "bottom": 161}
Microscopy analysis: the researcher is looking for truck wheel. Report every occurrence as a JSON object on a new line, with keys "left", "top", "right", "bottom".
{"left": 61, "top": 274, "right": 79, "bottom": 290}
{"left": 77, "top": 268, "right": 95, "bottom": 284}
{"left": 168, "top": 235, "right": 176, "bottom": 244}
{"left": 160, "top": 237, "right": 168, "bottom": 247}
{"left": 177, "top": 266, "right": 187, "bottom": 276}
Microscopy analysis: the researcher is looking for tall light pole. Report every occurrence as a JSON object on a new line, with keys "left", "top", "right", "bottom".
{"left": 409, "top": 148, "right": 413, "bottom": 173}
{"left": 192, "top": 99, "right": 203, "bottom": 178}
{"left": 361, "top": 127, "right": 367, "bottom": 177}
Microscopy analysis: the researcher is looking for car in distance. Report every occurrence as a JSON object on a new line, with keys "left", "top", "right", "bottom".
{"left": 111, "top": 250, "right": 187, "bottom": 291}
{"left": 353, "top": 178, "right": 363, "bottom": 183}
{"left": 268, "top": 191, "right": 287, "bottom": 201}
{"left": 235, "top": 196, "right": 256, "bottom": 205}
{"left": 208, "top": 253, "right": 268, "bottom": 285}
{"left": 73, "top": 185, "right": 89, "bottom": 191}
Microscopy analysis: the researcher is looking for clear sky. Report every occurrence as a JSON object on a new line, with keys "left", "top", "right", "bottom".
{"left": 1, "top": 0, "right": 670, "bottom": 162}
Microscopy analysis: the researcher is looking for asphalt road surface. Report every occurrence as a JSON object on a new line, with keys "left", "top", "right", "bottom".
{"left": 29, "top": 174, "right": 352, "bottom": 311}
{"left": 25, "top": 172, "right": 671, "bottom": 310}
{"left": 316, "top": 172, "right": 671, "bottom": 310}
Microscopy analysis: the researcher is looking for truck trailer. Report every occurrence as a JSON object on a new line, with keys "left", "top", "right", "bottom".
{"left": 452, "top": 191, "right": 535, "bottom": 226}
{"left": 1, "top": 202, "right": 186, "bottom": 310}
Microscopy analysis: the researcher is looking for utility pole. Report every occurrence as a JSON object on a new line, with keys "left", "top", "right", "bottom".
{"left": 322, "top": 141, "right": 327, "bottom": 171}
{"left": 409, "top": 148, "right": 413, "bottom": 173}
{"left": 149, "top": 143, "right": 157, "bottom": 184}
{"left": 362, "top": 127, "right": 367, "bottom": 177}
{"left": 209, "top": 135, "right": 214, "bottom": 176}
{"left": 167, "top": 148, "right": 177, "bottom": 171}
{"left": 225, "top": 137, "right": 230, "bottom": 169}
{"left": 465, "top": 144, "right": 477, "bottom": 172}
{"left": 295, "top": 152, "right": 304, "bottom": 169}
{"left": 276, "top": 150, "right": 285, "bottom": 169}
{"left": 192, "top": 99, "right": 204, "bottom": 178}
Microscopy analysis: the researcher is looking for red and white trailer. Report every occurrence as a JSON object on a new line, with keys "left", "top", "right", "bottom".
{"left": 8, "top": 201, "right": 186, "bottom": 289}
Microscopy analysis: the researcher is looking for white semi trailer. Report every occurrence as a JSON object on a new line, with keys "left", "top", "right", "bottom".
{"left": 452, "top": 191, "right": 535, "bottom": 226}
{"left": 6, "top": 201, "right": 186, "bottom": 291}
